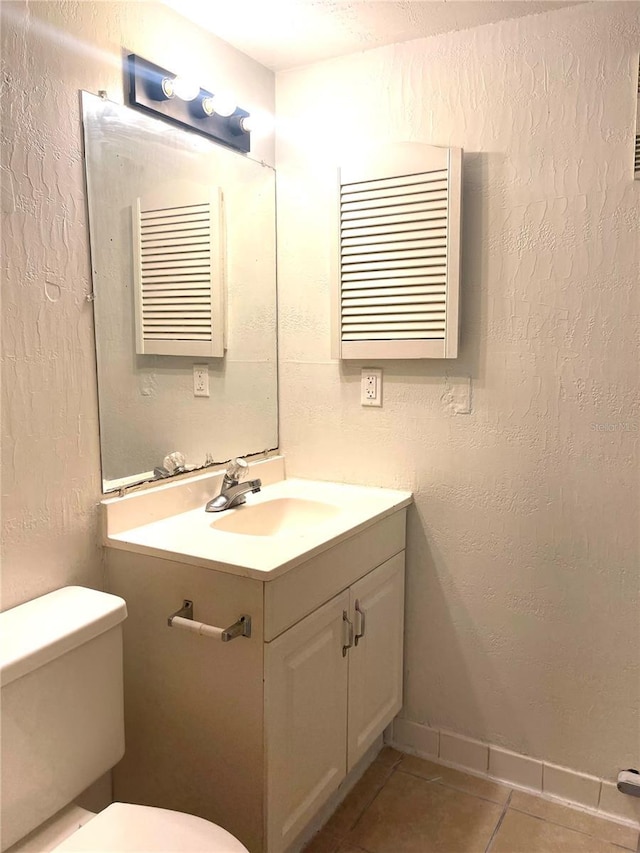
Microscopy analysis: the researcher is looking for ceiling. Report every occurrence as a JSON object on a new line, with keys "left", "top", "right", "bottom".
{"left": 162, "top": 0, "right": 581, "bottom": 71}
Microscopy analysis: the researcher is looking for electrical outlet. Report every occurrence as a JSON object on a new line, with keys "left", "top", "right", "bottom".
{"left": 193, "top": 364, "right": 209, "bottom": 397}
{"left": 361, "top": 368, "right": 382, "bottom": 407}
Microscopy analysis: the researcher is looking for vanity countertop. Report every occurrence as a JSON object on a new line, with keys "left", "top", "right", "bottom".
{"left": 103, "top": 476, "right": 412, "bottom": 581}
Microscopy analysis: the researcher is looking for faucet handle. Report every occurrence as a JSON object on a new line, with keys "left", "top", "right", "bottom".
{"left": 226, "top": 457, "right": 249, "bottom": 482}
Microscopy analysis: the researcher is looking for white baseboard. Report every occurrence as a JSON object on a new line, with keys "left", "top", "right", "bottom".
{"left": 387, "top": 717, "right": 640, "bottom": 830}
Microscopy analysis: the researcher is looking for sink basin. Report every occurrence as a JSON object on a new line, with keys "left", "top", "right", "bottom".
{"left": 103, "top": 461, "right": 413, "bottom": 578}
{"left": 210, "top": 497, "right": 341, "bottom": 537}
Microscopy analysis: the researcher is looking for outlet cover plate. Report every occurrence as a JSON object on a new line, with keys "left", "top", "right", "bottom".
{"left": 193, "top": 364, "right": 210, "bottom": 397}
{"left": 361, "top": 368, "right": 382, "bottom": 407}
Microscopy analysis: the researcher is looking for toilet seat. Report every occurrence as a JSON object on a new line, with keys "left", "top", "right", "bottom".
{"left": 50, "top": 803, "right": 249, "bottom": 853}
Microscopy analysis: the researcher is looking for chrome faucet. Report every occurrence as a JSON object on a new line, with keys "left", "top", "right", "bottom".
{"left": 205, "top": 458, "right": 262, "bottom": 512}
{"left": 206, "top": 480, "right": 262, "bottom": 512}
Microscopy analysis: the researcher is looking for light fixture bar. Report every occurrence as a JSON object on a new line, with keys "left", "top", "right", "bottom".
{"left": 127, "top": 54, "right": 251, "bottom": 154}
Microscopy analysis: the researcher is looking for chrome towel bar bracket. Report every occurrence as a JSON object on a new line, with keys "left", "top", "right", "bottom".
{"left": 167, "top": 600, "right": 252, "bottom": 642}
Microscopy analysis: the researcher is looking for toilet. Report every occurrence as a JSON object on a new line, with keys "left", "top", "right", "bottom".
{"left": 0, "top": 586, "right": 249, "bottom": 853}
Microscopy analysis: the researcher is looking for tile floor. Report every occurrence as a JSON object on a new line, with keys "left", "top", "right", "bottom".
{"left": 303, "top": 749, "right": 640, "bottom": 853}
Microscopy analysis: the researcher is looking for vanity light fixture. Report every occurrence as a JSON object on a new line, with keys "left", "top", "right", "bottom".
{"left": 127, "top": 54, "right": 251, "bottom": 153}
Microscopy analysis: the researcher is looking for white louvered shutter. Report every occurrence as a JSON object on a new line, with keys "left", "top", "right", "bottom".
{"left": 133, "top": 181, "right": 225, "bottom": 357}
{"left": 334, "top": 143, "right": 462, "bottom": 359}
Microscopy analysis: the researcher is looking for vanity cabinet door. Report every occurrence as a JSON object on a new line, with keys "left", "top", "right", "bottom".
{"left": 347, "top": 552, "right": 405, "bottom": 770}
{"left": 265, "top": 590, "right": 350, "bottom": 853}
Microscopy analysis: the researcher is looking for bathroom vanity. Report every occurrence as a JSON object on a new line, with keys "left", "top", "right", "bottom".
{"left": 102, "top": 457, "right": 411, "bottom": 853}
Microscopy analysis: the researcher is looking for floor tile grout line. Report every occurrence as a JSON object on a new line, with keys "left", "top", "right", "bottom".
{"left": 508, "top": 805, "right": 640, "bottom": 849}
{"left": 399, "top": 760, "right": 637, "bottom": 850}
{"left": 316, "top": 753, "right": 639, "bottom": 853}
{"left": 395, "top": 766, "right": 510, "bottom": 808}
{"left": 339, "top": 763, "right": 400, "bottom": 840}
{"left": 484, "top": 790, "right": 513, "bottom": 853}
{"left": 396, "top": 766, "right": 443, "bottom": 784}
{"left": 310, "top": 754, "right": 404, "bottom": 848}
{"left": 396, "top": 756, "right": 639, "bottom": 851}
{"left": 350, "top": 759, "right": 410, "bottom": 836}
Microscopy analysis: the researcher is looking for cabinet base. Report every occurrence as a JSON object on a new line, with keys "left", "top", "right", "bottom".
{"left": 284, "top": 736, "right": 384, "bottom": 853}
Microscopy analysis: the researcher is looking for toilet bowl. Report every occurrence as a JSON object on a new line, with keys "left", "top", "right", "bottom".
{"left": 12, "top": 803, "right": 248, "bottom": 853}
{"left": 0, "top": 587, "right": 249, "bottom": 853}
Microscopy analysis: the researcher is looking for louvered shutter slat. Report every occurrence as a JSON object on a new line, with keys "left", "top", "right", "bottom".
{"left": 342, "top": 269, "right": 447, "bottom": 286}
{"left": 340, "top": 169, "right": 448, "bottom": 194}
{"left": 143, "top": 295, "right": 211, "bottom": 302}
{"left": 343, "top": 321, "right": 446, "bottom": 332}
{"left": 341, "top": 200, "right": 448, "bottom": 223}
{"left": 140, "top": 249, "right": 210, "bottom": 260}
{"left": 342, "top": 285, "right": 446, "bottom": 302}
{"left": 334, "top": 143, "right": 462, "bottom": 359}
{"left": 342, "top": 248, "right": 447, "bottom": 266}
{"left": 341, "top": 178, "right": 448, "bottom": 204}
{"left": 141, "top": 237, "right": 210, "bottom": 248}
{"left": 345, "top": 293, "right": 445, "bottom": 303}
{"left": 341, "top": 188, "right": 448, "bottom": 213}
{"left": 133, "top": 182, "right": 225, "bottom": 357}
{"left": 341, "top": 278, "right": 447, "bottom": 292}
{"left": 141, "top": 259, "right": 212, "bottom": 271}
{"left": 342, "top": 223, "right": 448, "bottom": 241}
{"left": 142, "top": 286, "right": 210, "bottom": 294}
{"left": 345, "top": 307, "right": 446, "bottom": 319}
{"left": 343, "top": 329, "right": 446, "bottom": 341}
{"left": 144, "top": 334, "right": 212, "bottom": 341}
{"left": 341, "top": 210, "right": 449, "bottom": 232}
{"left": 141, "top": 203, "right": 209, "bottom": 216}
{"left": 141, "top": 217, "right": 210, "bottom": 230}
{"left": 341, "top": 237, "right": 446, "bottom": 255}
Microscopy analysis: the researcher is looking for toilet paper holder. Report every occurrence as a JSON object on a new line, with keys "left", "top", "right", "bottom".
{"left": 167, "top": 600, "right": 252, "bottom": 642}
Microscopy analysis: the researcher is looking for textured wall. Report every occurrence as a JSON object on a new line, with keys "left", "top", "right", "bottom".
{"left": 1, "top": 1, "right": 275, "bottom": 609}
{"left": 275, "top": 2, "right": 639, "bottom": 779}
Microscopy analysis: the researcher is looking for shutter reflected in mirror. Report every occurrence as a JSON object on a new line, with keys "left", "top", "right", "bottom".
{"left": 133, "top": 181, "right": 225, "bottom": 357}
{"left": 333, "top": 143, "right": 462, "bottom": 359}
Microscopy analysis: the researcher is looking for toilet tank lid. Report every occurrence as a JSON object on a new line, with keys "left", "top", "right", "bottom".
{"left": 0, "top": 586, "right": 127, "bottom": 687}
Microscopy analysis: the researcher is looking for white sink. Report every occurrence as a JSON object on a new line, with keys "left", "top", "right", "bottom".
{"left": 103, "top": 463, "right": 413, "bottom": 579}
{"left": 210, "top": 497, "right": 341, "bottom": 537}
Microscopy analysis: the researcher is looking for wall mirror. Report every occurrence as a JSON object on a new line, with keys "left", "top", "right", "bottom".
{"left": 81, "top": 92, "right": 278, "bottom": 493}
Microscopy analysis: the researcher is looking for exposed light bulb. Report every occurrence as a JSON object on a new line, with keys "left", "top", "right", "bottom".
{"left": 210, "top": 92, "right": 237, "bottom": 117}
{"left": 160, "top": 77, "right": 175, "bottom": 99}
{"left": 172, "top": 76, "right": 201, "bottom": 101}
{"left": 200, "top": 96, "right": 215, "bottom": 117}
{"left": 240, "top": 111, "right": 274, "bottom": 136}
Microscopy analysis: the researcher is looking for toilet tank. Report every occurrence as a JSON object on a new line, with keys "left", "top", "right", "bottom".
{"left": 0, "top": 586, "right": 128, "bottom": 852}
